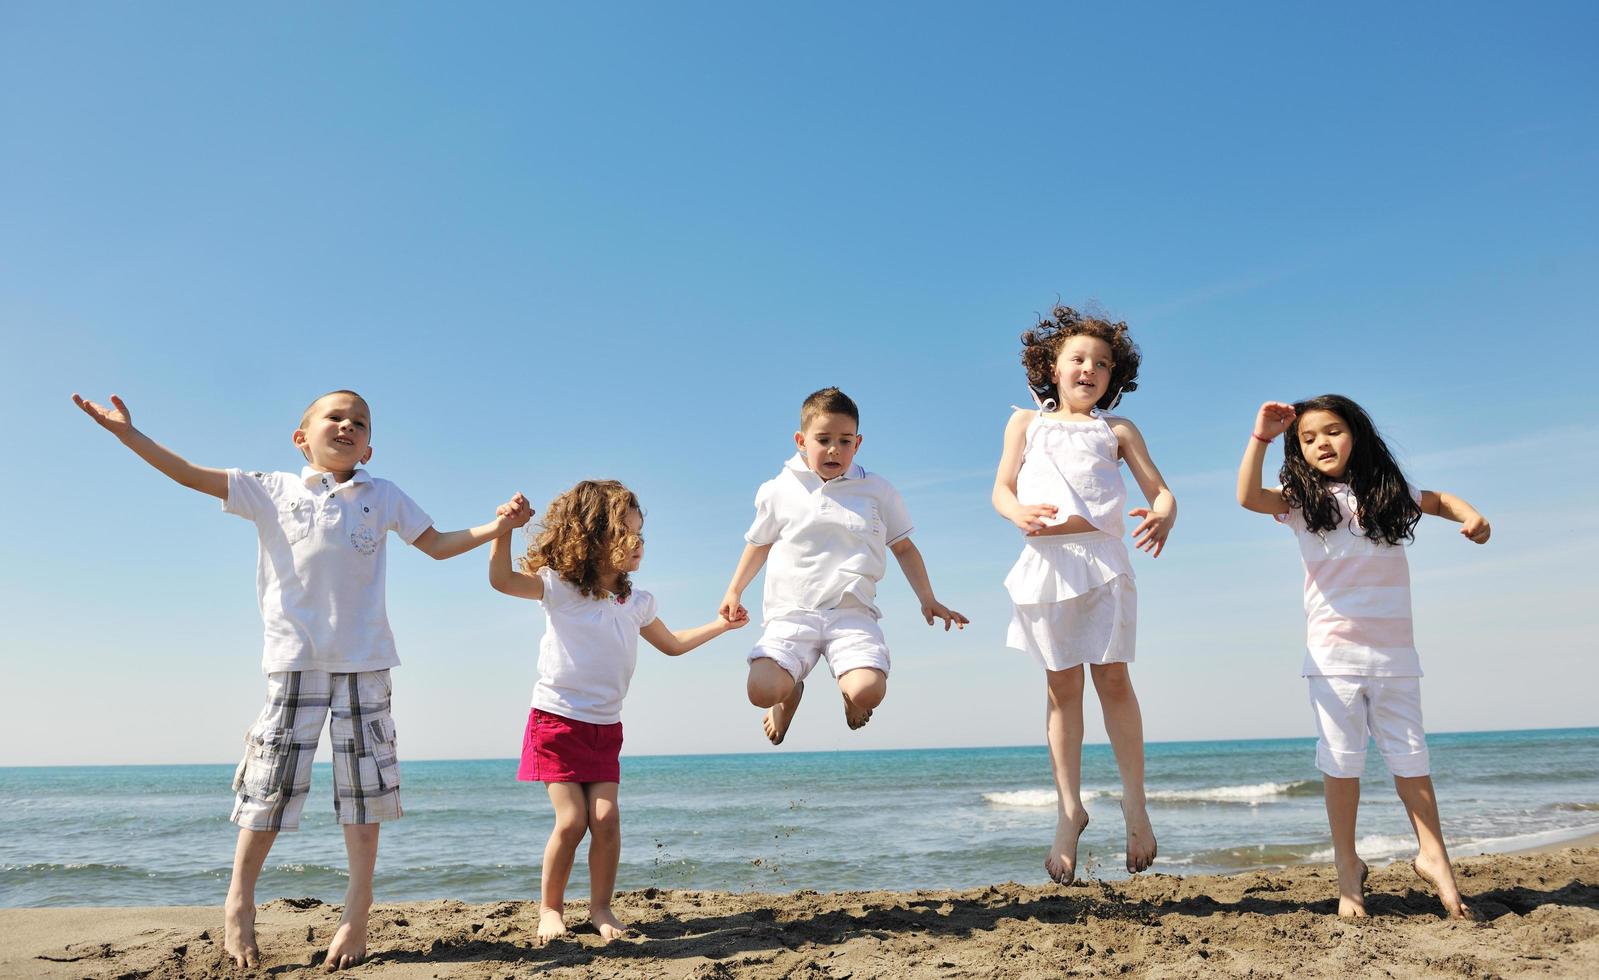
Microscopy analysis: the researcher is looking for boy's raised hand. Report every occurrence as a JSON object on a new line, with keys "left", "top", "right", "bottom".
{"left": 496, "top": 493, "right": 534, "bottom": 530}
{"left": 922, "top": 600, "right": 969, "bottom": 631}
{"left": 73, "top": 393, "right": 134, "bottom": 438}
{"left": 1253, "top": 401, "right": 1297, "bottom": 441}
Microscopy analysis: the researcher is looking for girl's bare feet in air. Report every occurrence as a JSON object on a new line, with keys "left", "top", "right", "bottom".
{"left": 1119, "top": 797, "right": 1157, "bottom": 873}
{"left": 1045, "top": 809, "right": 1091, "bottom": 884}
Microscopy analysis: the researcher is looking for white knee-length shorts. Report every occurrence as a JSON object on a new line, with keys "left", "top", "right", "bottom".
{"left": 748, "top": 606, "right": 890, "bottom": 682}
{"left": 1005, "top": 531, "right": 1136, "bottom": 671}
{"left": 1308, "top": 675, "right": 1429, "bottom": 778}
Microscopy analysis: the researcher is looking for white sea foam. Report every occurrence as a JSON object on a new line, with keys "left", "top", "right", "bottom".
{"left": 1305, "top": 834, "right": 1420, "bottom": 863}
{"left": 981, "top": 788, "right": 1113, "bottom": 807}
{"left": 1146, "top": 780, "right": 1320, "bottom": 804}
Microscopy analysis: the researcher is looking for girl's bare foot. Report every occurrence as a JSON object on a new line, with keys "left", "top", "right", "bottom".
{"left": 323, "top": 905, "right": 369, "bottom": 971}
{"left": 535, "top": 906, "right": 569, "bottom": 946}
{"left": 1119, "top": 798, "right": 1157, "bottom": 873}
{"left": 763, "top": 681, "right": 804, "bottom": 744}
{"left": 1336, "top": 858, "right": 1369, "bottom": 918}
{"left": 589, "top": 907, "right": 631, "bottom": 942}
{"left": 223, "top": 894, "right": 260, "bottom": 969}
{"left": 842, "top": 690, "right": 873, "bottom": 730}
{"left": 1412, "top": 854, "right": 1474, "bottom": 919}
{"left": 1044, "top": 809, "right": 1090, "bottom": 884}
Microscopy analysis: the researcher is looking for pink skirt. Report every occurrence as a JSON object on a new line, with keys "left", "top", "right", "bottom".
{"left": 516, "top": 708, "right": 623, "bottom": 784}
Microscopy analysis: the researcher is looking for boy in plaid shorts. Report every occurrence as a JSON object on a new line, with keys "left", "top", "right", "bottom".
{"left": 74, "top": 389, "right": 523, "bottom": 970}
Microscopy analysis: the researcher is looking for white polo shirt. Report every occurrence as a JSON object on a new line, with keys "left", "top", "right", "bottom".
{"left": 223, "top": 466, "right": 433, "bottom": 673}
{"left": 530, "top": 567, "right": 659, "bottom": 726}
{"left": 745, "top": 454, "right": 914, "bottom": 622}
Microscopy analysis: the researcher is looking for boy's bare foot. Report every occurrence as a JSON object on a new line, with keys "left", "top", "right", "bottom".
{"left": 223, "top": 894, "right": 260, "bottom": 969}
{"left": 1412, "top": 854, "right": 1474, "bottom": 919}
{"left": 1044, "top": 809, "right": 1090, "bottom": 884}
{"left": 1336, "top": 858, "right": 1369, "bottom": 918}
{"left": 323, "top": 905, "right": 369, "bottom": 971}
{"left": 842, "top": 690, "right": 872, "bottom": 730}
{"left": 763, "top": 680, "right": 805, "bottom": 745}
{"left": 589, "top": 907, "right": 631, "bottom": 942}
{"left": 1119, "top": 798, "right": 1158, "bottom": 873}
{"left": 535, "top": 906, "right": 569, "bottom": 946}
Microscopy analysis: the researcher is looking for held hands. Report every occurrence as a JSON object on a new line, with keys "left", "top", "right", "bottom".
{"left": 1460, "top": 512, "right": 1491, "bottom": 544}
{"left": 718, "top": 591, "right": 749, "bottom": 625}
{"left": 1253, "top": 401, "right": 1297, "bottom": 442}
{"left": 719, "top": 605, "right": 751, "bottom": 631}
{"left": 1011, "top": 503, "right": 1059, "bottom": 535}
{"left": 922, "top": 599, "right": 969, "bottom": 631}
{"left": 495, "top": 493, "right": 534, "bottom": 532}
{"left": 1129, "top": 507, "right": 1171, "bottom": 557}
{"left": 73, "top": 393, "right": 135, "bottom": 439}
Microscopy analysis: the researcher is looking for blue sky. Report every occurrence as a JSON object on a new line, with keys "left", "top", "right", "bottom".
{"left": 3, "top": 3, "right": 1594, "bottom": 766}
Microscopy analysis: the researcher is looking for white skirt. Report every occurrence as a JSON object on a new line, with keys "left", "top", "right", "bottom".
{"left": 1005, "top": 532, "right": 1136, "bottom": 671}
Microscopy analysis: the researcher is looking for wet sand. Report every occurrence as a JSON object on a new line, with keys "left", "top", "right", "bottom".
{"left": 1, "top": 847, "right": 1594, "bottom": 978}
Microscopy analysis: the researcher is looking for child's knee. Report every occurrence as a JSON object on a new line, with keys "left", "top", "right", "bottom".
{"left": 1090, "top": 663, "right": 1135, "bottom": 700}
{"left": 747, "top": 660, "right": 794, "bottom": 707}
{"left": 551, "top": 810, "right": 588, "bottom": 846}
{"left": 588, "top": 805, "right": 621, "bottom": 842}
{"left": 1046, "top": 666, "right": 1085, "bottom": 703}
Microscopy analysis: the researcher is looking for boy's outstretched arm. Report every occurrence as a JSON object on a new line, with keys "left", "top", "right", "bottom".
{"left": 889, "top": 537, "right": 969, "bottom": 630}
{"left": 73, "top": 393, "right": 229, "bottom": 499}
{"left": 414, "top": 492, "right": 530, "bottom": 560}
{"left": 1111, "top": 418, "right": 1177, "bottom": 557}
{"left": 719, "top": 541, "right": 770, "bottom": 622}
{"left": 641, "top": 608, "right": 750, "bottom": 657}
{"left": 1237, "top": 402, "right": 1294, "bottom": 515}
{"left": 1420, "top": 490, "right": 1491, "bottom": 544}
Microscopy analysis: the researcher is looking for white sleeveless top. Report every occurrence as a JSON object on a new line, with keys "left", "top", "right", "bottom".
{"left": 1014, "top": 410, "right": 1127, "bottom": 537}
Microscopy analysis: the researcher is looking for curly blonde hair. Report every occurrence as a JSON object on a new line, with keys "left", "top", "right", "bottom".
{"left": 520, "top": 480, "right": 643, "bottom": 601}
{"left": 1019, "top": 305, "right": 1141, "bottom": 411}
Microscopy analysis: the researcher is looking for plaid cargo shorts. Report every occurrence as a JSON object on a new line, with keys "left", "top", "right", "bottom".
{"left": 231, "top": 670, "right": 402, "bottom": 832}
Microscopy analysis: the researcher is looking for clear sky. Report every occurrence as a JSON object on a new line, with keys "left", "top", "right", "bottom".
{"left": 2, "top": 3, "right": 1594, "bottom": 766}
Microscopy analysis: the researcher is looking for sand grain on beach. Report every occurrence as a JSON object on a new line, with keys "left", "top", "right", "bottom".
{"left": 1, "top": 848, "right": 1594, "bottom": 978}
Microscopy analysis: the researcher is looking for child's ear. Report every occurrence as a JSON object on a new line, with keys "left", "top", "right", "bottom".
{"left": 793, "top": 430, "right": 805, "bottom": 451}
{"left": 853, "top": 433, "right": 864, "bottom": 452}
{"left": 362, "top": 445, "right": 374, "bottom": 465}
{"left": 292, "top": 428, "right": 311, "bottom": 461}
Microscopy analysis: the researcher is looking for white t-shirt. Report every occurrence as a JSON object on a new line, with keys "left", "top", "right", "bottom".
{"left": 223, "top": 467, "right": 433, "bottom": 673}
{"left": 745, "top": 454, "right": 914, "bottom": 622}
{"left": 530, "top": 567, "right": 659, "bottom": 726}
{"left": 1276, "top": 483, "right": 1423, "bottom": 677}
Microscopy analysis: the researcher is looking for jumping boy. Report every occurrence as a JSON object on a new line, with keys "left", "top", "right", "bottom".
{"left": 73, "top": 390, "right": 523, "bottom": 970}
{"left": 719, "top": 387, "right": 968, "bottom": 744}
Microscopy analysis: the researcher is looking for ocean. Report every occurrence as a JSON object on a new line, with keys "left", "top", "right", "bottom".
{"left": 2, "top": 728, "right": 1595, "bottom": 908}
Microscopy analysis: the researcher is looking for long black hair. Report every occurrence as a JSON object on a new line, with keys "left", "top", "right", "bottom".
{"left": 1279, "top": 394, "right": 1421, "bottom": 546}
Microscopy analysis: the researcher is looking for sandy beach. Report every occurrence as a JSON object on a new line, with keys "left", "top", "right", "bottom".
{"left": 2, "top": 846, "right": 1593, "bottom": 978}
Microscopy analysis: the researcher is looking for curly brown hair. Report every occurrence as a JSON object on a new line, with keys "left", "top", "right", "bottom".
{"left": 1018, "top": 306, "right": 1141, "bottom": 411}
{"left": 520, "top": 480, "right": 643, "bottom": 602}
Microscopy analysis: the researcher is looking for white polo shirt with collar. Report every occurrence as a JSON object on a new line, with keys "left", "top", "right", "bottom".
{"left": 745, "top": 453, "right": 914, "bottom": 622}
{"left": 223, "top": 466, "right": 433, "bottom": 673}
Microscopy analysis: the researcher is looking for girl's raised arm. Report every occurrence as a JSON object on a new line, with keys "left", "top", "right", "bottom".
{"left": 1420, "top": 490, "right": 1492, "bottom": 544}
{"left": 488, "top": 504, "right": 544, "bottom": 599}
{"left": 992, "top": 409, "right": 1059, "bottom": 533}
{"left": 1238, "top": 402, "right": 1295, "bottom": 515}
{"left": 641, "top": 610, "right": 748, "bottom": 657}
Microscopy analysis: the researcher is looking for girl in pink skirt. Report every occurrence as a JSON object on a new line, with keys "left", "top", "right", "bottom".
{"left": 489, "top": 481, "right": 747, "bottom": 945}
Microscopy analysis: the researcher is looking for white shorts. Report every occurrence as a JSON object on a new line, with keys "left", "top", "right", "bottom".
{"left": 748, "top": 607, "right": 890, "bottom": 682}
{"left": 1005, "top": 532, "right": 1136, "bottom": 671}
{"left": 1307, "top": 675, "right": 1429, "bottom": 778}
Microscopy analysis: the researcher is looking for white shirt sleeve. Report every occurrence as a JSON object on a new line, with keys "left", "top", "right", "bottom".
{"left": 744, "top": 480, "right": 781, "bottom": 545}
{"left": 632, "top": 590, "right": 659, "bottom": 629}
{"left": 383, "top": 482, "right": 433, "bottom": 544}
{"left": 1271, "top": 485, "right": 1303, "bottom": 528}
{"left": 222, "top": 468, "right": 277, "bottom": 522}
{"left": 879, "top": 480, "right": 914, "bottom": 545}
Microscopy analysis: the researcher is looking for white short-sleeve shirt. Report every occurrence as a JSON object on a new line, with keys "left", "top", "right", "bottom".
{"left": 530, "top": 567, "right": 659, "bottom": 726}
{"left": 745, "top": 454, "right": 914, "bottom": 622}
{"left": 1276, "top": 483, "right": 1423, "bottom": 678}
{"left": 223, "top": 466, "right": 432, "bottom": 673}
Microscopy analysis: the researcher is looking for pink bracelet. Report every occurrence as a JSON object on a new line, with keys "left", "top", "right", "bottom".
{"left": 1251, "top": 431, "right": 1272, "bottom": 443}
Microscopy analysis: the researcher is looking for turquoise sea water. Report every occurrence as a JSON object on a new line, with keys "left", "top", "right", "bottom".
{"left": 2, "top": 728, "right": 1595, "bottom": 907}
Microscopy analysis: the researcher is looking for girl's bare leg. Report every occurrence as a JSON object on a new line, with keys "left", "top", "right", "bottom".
{"left": 583, "top": 782, "right": 629, "bottom": 941}
{"left": 537, "top": 783, "right": 589, "bottom": 945}
{"left": 1089, "top": 663, "right": 1156, "bottom": 872}
{"left": 1324, "top": 775, "right": 1367, "bottom": 917}
{"left": 837, "top": 667, "right": 886, "bottom": 730}
{"left": 1395, "top": 774, "right": 1471, "bottom": 918}
{"left": 1044, "top": 666, "right": 1090, "bottom": 884}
